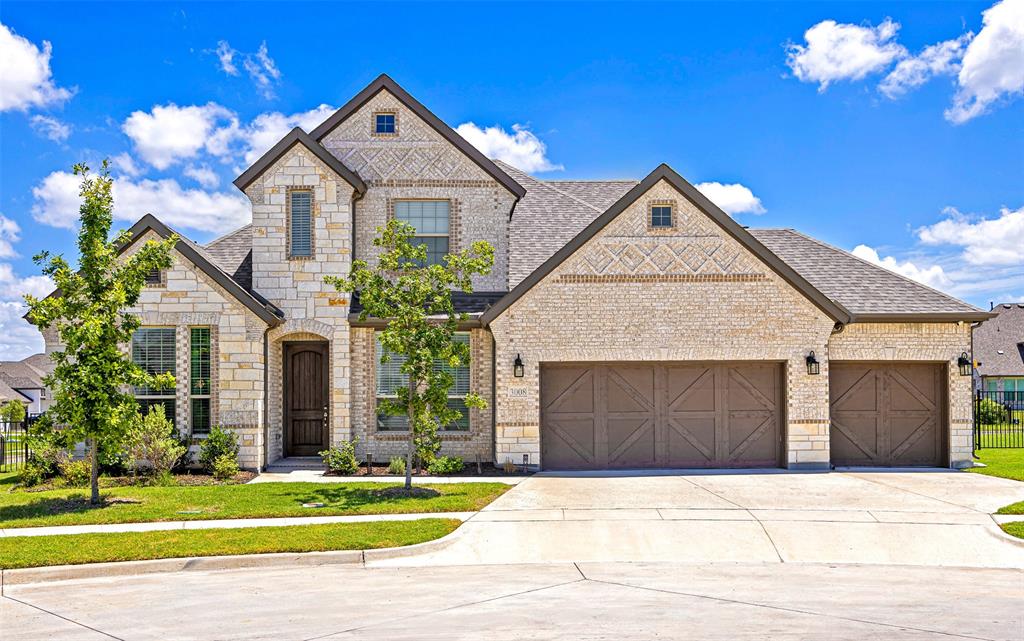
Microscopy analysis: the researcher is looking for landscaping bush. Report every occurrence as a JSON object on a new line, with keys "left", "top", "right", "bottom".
{"left": 427, "top": 455, "right": 464, "bottom": 475}
{"left": 198, "top": 425, "right": 239, "bottom": 473}
{"left": 20, "top": 434, "right": 69, "bottom": 487}
{"left": 58, "top": 459, "right": 91, "bottom": 487}
{"left": 126, "top": 405, "right": 187, "bottom": 478}
{"left": 0, "top": 399, "right": 26, "bottom": 423}
{"left": 977, "top": 398, "right": 1009, "bottom": 425}
{"left": 212, "top": 453, "right": 240, "bottom": 481}
{"left": 320, "top": 440, "right": 359, "bottom": 475}
{"left": 387, "top": 456, "right": 406, "bottom": 476}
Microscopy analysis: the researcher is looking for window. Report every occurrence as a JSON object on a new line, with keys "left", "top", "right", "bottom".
{"left": 394, "top": 200, "right": 449, "bottom": 266}
{"left": 375, "top": 333, "right": 470, "bottom": 431}
{"left": 132, "top": 328, "right": 176, "bottom": 424}
{"left": 374, "top": 112, "right": 396, "bottom": 135}
{"left": 289, "top": 191, "right": 313, "bottom": 257}
{"left": 144, "top": 269, "right": 162, "bottom": 286}
{"left": 651, "top": 205, "right": 673, "bottom": 228}
{"left": 190, "top": 327, "right": 211, "bottom": 435}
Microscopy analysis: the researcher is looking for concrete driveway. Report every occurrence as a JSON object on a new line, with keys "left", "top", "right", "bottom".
{"left": 371, "top": 469, "right": 1024, "bottom": 568}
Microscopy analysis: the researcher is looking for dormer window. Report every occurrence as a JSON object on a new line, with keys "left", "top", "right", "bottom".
{"left": 289, "top": 190, "right": 313, "bottom": 258}
{"left": 374, "top": 112, "right": 396, "bottom": 135}
{"left": 651, "top": 204, "right": 673, "bottom": 228}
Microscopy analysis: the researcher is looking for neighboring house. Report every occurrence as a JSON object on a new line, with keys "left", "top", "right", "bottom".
{"left": 0, "top": 355, "right": 53, "bottom": 415}
{"left": 973, "top": 303, "right": 1024, "bottom": 403}
{"left": 35, "top": 75, "right": 992, "bottom": 471}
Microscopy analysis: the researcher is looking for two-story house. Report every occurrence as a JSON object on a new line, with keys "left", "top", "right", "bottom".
{"left": 38, "top": 75, "right": 992, "bottom": 471}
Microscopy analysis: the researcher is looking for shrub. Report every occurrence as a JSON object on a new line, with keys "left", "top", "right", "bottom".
{"left": 20, "top": 436, "right": 68, "bottom": 487}
{"left": 126, "top": 405, "right": 186, "bottom": 478}
{"left": 212, "top": 453, "right": 240, "bottom": 481}
{"left": 319, "top": 440, "right": 359, "bottom": 475}
{"left": 58, "top": 459, "right": 91, "bottom": 487}
{"left": 0, "top": 399, "right": 26, "bottom": 423}
{"left": 387, "top": 456, "right": 406, "bottom": 476}
{"left": 198, "top": 425, "right": 239, "bottom": 473}
{"left": 977, "top": 398, "right": 1009, "bottom": 425}
{"left": 427, "top": 455, "right": 463, "bottom": 475}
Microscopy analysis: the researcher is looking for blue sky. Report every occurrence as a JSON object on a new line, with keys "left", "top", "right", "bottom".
{"left": 1, "top": 1, "right": 1022, "bottom": 358}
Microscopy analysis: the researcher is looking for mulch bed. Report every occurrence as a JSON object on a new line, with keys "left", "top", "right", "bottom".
{"left": 16, "top": 471, "right": 256, "bottom": 492}
{"left": 325, "top": 463, "right": 529, "bottom": 478}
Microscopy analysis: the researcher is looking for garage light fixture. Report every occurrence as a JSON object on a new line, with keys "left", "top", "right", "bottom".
{"left": 805, "top": 351, "right": 820, "bottom": 375}
{"left": 957, "top": 352, "right": 972, "bottom": 377}
{"left": 513, "top": 354, "right": 525, "bottom": 378}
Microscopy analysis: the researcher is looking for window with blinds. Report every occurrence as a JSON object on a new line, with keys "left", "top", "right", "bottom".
{"left": 394, "top": 200, "right": 449, "bottom": 266}
{"left": 289, "top": 191, "right": 313, "bottom": 257}
{"left": 375, "top": 332, "right": 470, "bottom": 431}
{"left": 132, "top": 327, "right": 177, "bottom": 425}
{"left": 190, "top": 327, "right": 211, "bottom": 435}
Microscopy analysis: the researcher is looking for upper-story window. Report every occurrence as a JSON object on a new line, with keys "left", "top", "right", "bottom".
{"left": 650, "top": 205, "right": 673, "bottom": 229}
{"left": 374, "top": 112, "right": 396, "bottom": 135}
{"left": 394, "top": 200, "right": 449, "bottom": 266}
{"left": 289, "top": 190, "right": 313, "bottom": 258}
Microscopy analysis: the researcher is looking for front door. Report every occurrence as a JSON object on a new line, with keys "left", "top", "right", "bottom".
{"left": 284, "top": 342, "right": 328, "bottom": 457}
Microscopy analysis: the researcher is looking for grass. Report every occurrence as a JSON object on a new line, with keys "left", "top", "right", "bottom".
{"left": 0, "top": 476, "right": 508, "bottom": 529}
{"left": 1002, "top": 521, "right": 1024, "bottom": 540}
{"left": 968, "top": 448, "right": 1024, "bottom": 482}
{"left": 0, "top": 518, "right": 460, "bottom": 569}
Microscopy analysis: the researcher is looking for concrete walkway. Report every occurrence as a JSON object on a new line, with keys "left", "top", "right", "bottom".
{"left": 5, "top": 561, "right": 1022, "bottom": 640}
{"left": 0, "top": 512, "right": 476, "bottom": 539}
{"left": 372, "top": 469, "right": 1024, "bottom": 568}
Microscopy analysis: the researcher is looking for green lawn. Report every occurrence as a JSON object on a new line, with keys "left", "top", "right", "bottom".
{"left": 968, "top": 448, "right": 1024, "bottom": 482}
{"left": 1003, "top": 521, "right": 1024, "bottom": 540}
{"left": 0, "top": 476, "right": 508, "bottom": 528}
{"left": 0, "top": 518, "right": 460, "bottom": 569}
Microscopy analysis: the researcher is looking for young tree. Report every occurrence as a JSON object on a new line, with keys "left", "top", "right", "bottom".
{"left": 0, "top": 400, "right": 27, "bottom": 423}
{"left": 25, "top": 162, "right": 177, "bottom": 504}
{"left": 327, "top": 220, "right": 494, "bottom": 490}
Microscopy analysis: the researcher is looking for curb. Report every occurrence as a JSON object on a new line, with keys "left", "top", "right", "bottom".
{"left": 1, "top": 521, "right": 466, "bottom": 587}
{"left": 985, "top": 522, "right": 1024, "bottom": 550}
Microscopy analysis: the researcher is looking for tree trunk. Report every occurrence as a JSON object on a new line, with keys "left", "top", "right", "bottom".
{"left": 405, "top": 376, "right": 415, "bottom": 491}
{"left": 88, "top": 437, "right": 100, "bottom": 505}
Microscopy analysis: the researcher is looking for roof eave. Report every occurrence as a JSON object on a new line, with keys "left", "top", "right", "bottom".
{"left": 232, "top": 128, "right": 366, "bottom": 195}
{"left": 347, "top": 314, "right": 483, "bottom": 330}
{"left": 851, "top": 311, "right": 996, "bottom": 323}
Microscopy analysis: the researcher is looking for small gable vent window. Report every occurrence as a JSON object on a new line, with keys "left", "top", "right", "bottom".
{"left": 374, "top": 112, "right": 396, "bottom": 135}
{"left": 144, "top": 268, "right": 163, "bottom": 286}
{"left": 651, "top": 205, "right": 673, "bottom": 228}
{"left": 289, "top": 190, "right": 313, "bottom": 258}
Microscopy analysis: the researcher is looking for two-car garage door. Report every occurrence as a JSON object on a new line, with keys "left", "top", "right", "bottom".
{"left": 540, "top": 362, "right": 783, "bottom": 470}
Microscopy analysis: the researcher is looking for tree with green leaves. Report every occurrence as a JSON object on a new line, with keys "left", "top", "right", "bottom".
{"left": 327, "top": 220, "right": 494, "bottom": 490}
{"left": 0, "top": 399, "right": 27, "bottom": 423}
{"left": 25, "top": 162, "right": 178, "bottom": 504}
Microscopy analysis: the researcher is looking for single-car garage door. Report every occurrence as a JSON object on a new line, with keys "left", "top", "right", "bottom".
{"left": 540, "top": 362, "right": 782, "bottom": 470}
{"left": 829, "top": 363, "right": 946, "bottom": 467}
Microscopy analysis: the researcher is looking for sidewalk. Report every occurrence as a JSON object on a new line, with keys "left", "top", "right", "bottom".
{"left": 0, "top": 511, "right": 476, "bottom": 539}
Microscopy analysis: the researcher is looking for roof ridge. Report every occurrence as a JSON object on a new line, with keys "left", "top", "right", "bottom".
{"left": 493, "top": 160, "right": 603, "bottom": 213}
{"left": 205, "top": 223, "right": 252, "bottom": 248}
{"left": 781, "top": 228, "right": 984, "bottom": 313}
{"left": 543, "top": 179, "right": 639, "bottom": 184}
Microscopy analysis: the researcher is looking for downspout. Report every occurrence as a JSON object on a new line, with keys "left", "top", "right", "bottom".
{"left": 491, "top": 330, "right": 497, "bottom": 466}
{"left": 262, "top": 325, "right": 270, "bottom": 471}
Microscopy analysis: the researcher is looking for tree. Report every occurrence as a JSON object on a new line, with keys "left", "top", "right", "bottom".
{"left": 25, "top": 162, "right": 177, "bottom": 504}
{"left": 327, "top": 220, "right": 494, "bottom": 490}
{"left": 0, "top": 400, "right": 26, "bottom": 423}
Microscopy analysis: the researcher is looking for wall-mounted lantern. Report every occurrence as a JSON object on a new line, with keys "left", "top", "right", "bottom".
{"left": 513, "top": 354, "right": 525, "bottom": 378}
{"left": 957, "top": 352, "right": 972, "bottom": 377}
{"left": 805, "top": 351, "right": 820, "bottom": 375}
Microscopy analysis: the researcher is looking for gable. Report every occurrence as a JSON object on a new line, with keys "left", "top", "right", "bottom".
{"left": 311, "top": 75, "right": 525, "bottom": 198}
{"left": 234, "top": 128, "right": 366, "bottom": 194}
{"left": 482, "top": 164, "right": 850, "bottom": 325}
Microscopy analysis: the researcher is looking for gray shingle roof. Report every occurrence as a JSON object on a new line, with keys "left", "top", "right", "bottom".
{"left": 0, "top": 361, "right": 45, "bottom": 390}
{"left": 0, "top": 379, "right": 29, "bottom": 404}
{"left": 749, "top": 229, "right": 984, "bottom": 318}
{"left": 204, "top": 224, "right": 254, "bottom": 292}
{"left": 973, "top": 303, "right": 1024, "bottom": 377}
{"left": 21, "top": 353, "right": 54, "bottom": 379}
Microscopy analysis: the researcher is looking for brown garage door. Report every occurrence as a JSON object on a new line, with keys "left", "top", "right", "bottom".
{"left": 540, "top": 362, "right": 782, "bottom": 470}
{"left": 829, "top": 363, "right": 945, "bottom": 467}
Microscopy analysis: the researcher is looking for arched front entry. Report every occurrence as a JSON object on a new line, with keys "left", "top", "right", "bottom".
{"left": 283, "top": 341, "right": 329, "bottom": 456}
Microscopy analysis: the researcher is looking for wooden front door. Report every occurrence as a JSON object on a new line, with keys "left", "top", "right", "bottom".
{"left": 284, "top": 342, "right": 328, "bottom": 457}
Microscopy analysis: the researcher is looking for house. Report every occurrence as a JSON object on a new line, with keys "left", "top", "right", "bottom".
{"left": 0, "top": 355, "right": 53, "bottom": 416}
{"left": 36, "top": 74, "right": 992, "bottom": 471}
{"left": 973, "top": 303, "right": 1024, "bottom": 402}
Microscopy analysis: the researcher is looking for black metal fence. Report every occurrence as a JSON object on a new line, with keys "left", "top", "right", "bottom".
{"left": 1, "top": 419, "right": 31, "bottom": 473}
{"left": 974, "top": 390, "right": 1024, "bottom": 450}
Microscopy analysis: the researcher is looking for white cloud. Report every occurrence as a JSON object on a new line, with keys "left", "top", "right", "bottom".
{"left": 455, "top": 122, "right": 562, "bottom": 173}
{"left": 111, "top": 152, "right": 144, "bottom": 177}
{"left": 183, "top": 164, "right": 220, "bottom": 188}
{"left": 29, "top": 114, "right": 71, "bottom": 142}
{"left": 945, "top": 0, "right": 1024, "bottom": 123}
{"left": 0, "top": 214, "right": 21, "bottom": 259}
{"left": 880, "top": 33, "right": 973, "bottom": 98}
{"left": 215, "top": 40, "right": 238, "bottom": 76}
{"left": 0, "top": 264, "right": 54, "bottom": 300}
{"left": 786, "top": 18, "right": 906, "bottom": 91}
{"left": 122, "top": 102, "right": 235, "bottom": 170}
{"left": 917, "top": 205, "right": 1024, "bottom": 265}
{"left": 0, "top": 301, "right": 44, "bottom": 360}
{"left": 31, "top": 170, "right": 250, "bottom": 234}
{"left": 242, "top": 41, "right": 281, "bottom": 100}
{"left": 236, "top": 104, "right": 334, "bottom": 165}
{"left": 852, "top": 244, "right": 953, "bottom": 289}
{"left": 0, "top": 22, "right": 74, "bottom": 112}
{"left": 695, "top": 182, "right": 766, "bottom": 215}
